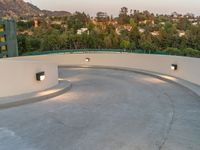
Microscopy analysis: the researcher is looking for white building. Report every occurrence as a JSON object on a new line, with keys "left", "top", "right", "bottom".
{"left": 139, "top": 28, "right": 145, "bottom": 33}
{"left": 151, "top": 31, "right": 159, "bottom": 36}
{"left": 77, "top": 28, "right": 89, "bottom": 35}
{"left": 178, "top": 31, "right": 186, "bottom": 37}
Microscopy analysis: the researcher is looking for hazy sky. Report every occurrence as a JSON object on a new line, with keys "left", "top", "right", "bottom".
{"left": 24, "top": 0, "right": 200, "bottom": 16}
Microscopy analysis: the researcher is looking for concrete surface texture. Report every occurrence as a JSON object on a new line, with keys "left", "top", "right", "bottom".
{"left": 0, "top": 59, "right": 58, "bottom": 97}
{"left": 0, "top": 68, "right": 200, "bottom": 150}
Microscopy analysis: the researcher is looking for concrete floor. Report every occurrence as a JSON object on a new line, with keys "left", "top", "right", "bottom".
{"left": 0, "top": 68, "right": 200, "bottom": 150}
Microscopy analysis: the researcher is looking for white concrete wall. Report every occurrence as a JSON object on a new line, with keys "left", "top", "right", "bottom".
{"left": 0, "top": 59, "right": 58, "bottom": 97}
{"left": 14, "top": 53, "right": 200, "bottom": 86}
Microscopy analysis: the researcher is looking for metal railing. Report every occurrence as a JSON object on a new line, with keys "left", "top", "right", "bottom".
{"left": 22, "top": 49, "right": 168, "bottom": 56}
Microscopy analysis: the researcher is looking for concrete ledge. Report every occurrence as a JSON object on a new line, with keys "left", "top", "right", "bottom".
{"left": 0, "top": 59, "right": 58, "bottom": 97}
{"left": 16, "top": 53, "right": 200, "bottom": 86}
{"left": 0, "top": 80, "right": 72, "bottom": 109}
{"left": 60, "top": 65, "right": 200, "bottom": 97}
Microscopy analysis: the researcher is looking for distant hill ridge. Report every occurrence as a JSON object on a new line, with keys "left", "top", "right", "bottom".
{"left": 0, "top": 0, "right": 71, "bottom": 19}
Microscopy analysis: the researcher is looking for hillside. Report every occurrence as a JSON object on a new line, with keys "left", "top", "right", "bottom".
{"left": 0, "top": 0, "right": 70, "bottom": 18}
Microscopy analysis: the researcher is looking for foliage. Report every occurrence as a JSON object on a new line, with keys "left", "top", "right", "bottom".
{"left": 16, "top": 8, "right": 200, "bottom": 58}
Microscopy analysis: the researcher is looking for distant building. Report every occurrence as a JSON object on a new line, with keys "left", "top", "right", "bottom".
{"left": 115, "top": 27, "right": 121, "bottom": 35}
{"left": 192, "top": 22, "right": 198, "bottom": 26}
{"left": 115, "top": 25, "right": 133, "bottom": 35}
{"left": 139, "top": 28, "right": 145, "bottom": 33}
{"left": 171, "top": 12, "right": 180, "bottom": 18}
{"left": 21, "top": 20, "right": 28, "bottom": 23}
{"left": 178, "top": 30, "right": 186, "bottom": 37}
{"left": 160, "top": 22, "right": 165, "bottom": 25}
{"left": 96, "top": 12, "right": 108, "bottom": 21}
{"left": 172, "top": 19, "right": 179, "bottom": 22}
{"left": 77, "top": 28, "right": 89, "bottom": 35}
{"left": 151, "top": 31, "right": 160, "bottom": 36}
{"left": 0, "top": 19, "right": 18, "bottom": 58}
{"left": 139, "top": 20, "right": 154, "bottom": 25}
{"left": 34, "top": 20, "right": 38, "bottom": 28}
{"left": 123, "top": 25, "right": 132, "bottom": 32}
{"left": 51, "top": 21, "right": 62, "bottom": 25}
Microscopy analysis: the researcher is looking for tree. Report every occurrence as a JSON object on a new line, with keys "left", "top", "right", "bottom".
{"left": 104, "top": 35, "right": 113, "bottom": 48}
{"left": 187, "top": 25, "right": 200, "bottom": 50}
{"left": 17, "top": 20, "right": 35, "bottom": 31}
{"left": 130, "top": 18, "right": 137, "bottom": 28}
{"left": 139, "top": 34, "right": 157, "bottom": 53}
{"left": 182, "top": 48, "right": 200, "bottom": 57}
{"left": 118, "top": 7, "right": 130, "bottom": 24}
{"left": 17, "top": 34, "right": 31, "bottom": 55}
{"left": 159, "top": 22, "right": 178, "bottom": 48}
{"left": 165, "top": 47, "right": 182, "bottom": 56}
{"left": 164, "top": 47, "right": 200, "bottom": 57}
{"left": 177, "top": 17, "right": 191, "bottom": 31}
{"left": 28, "top": 37, "right": 41, "bottom": 51}
{"left": 67, "top": 12, "right": 89, "bottom": 32}
{"left": 42, "top": 34, "right": 58, "bottom": 50}
{"left": 139, "top": 40, "right": 157, "bottom": 53}
{"left": 129, "top": 27, "right": 140, "bottom": 48}
{"left": 120, "top": 7, "right": 128, "bottom": 16}
{"left": 16, "top": 9, "right": 200, "bottom": 58}
{"left": 120, "top": 39, "right": 131, "bottom": 50}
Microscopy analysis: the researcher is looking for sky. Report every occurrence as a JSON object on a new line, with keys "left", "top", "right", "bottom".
{"left": 24, "top": 0, "right": 200, "bottom": 16}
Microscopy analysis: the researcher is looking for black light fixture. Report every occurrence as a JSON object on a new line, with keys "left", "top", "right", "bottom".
{"left": 171, "top": 64, "right": 178, "bottom": 71}
{"left": 85, "top": 58, "right": 90, "bottom": 62}
{"left": 36, "top": 72, "right": 45, "bottom": 81}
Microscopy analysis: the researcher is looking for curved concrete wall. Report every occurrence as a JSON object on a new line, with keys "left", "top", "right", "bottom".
{"left": 0, "top": 60, "right": 58, "bottom": 97}
{"left": 15, "top": 53, "right": 200, "bottom": 86}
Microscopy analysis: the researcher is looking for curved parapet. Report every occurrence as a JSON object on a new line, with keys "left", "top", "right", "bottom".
{"left": 0, "top": 59, "right": 58, "bottom": 97}
{"left": 15, "top": 53, "right": 200, "bottom": 86}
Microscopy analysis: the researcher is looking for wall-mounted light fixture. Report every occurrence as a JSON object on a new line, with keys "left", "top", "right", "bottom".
{"left": 36, "top": 72, "right": 45, "bottom": 81}
{"left": 85, "top": 58, "right": 90, "bottom": 62}
{"left": 171, "top": 64, "right": 178, "bottom": 71}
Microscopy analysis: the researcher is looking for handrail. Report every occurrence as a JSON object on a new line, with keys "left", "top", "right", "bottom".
{"left": 22, "top": 49, "right": 168, "bottom": 56}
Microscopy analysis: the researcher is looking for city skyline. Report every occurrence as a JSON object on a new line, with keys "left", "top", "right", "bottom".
{"left": 24, "top": 0, "right": 200, "bottom": 16}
